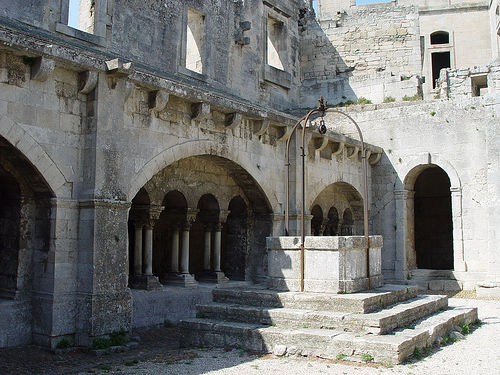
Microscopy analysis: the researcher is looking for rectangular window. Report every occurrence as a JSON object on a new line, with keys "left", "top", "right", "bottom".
{"left": 471, "top": 75, "right": 487, "bottom": 97}
{"left": 68, "top": 0, "right": 95, "bottom": 34}
{"left": 266, "top": 16, "right": 286, "bottom": 71}
{"left": 185, "top": 8, "right": 205, "bottom": 74}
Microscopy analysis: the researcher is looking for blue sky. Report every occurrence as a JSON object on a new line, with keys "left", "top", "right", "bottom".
{"left": 68, "top": 0, "right": 392, "bottom": 29}
{"left": 68, "top": 0, "right": 79, "bottom": 28}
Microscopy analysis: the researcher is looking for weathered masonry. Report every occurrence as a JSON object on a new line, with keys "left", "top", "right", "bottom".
{"left": 0, "top": 0, "right": 498, "bottom": 349}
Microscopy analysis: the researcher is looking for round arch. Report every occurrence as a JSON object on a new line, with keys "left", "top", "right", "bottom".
{"left": 0, "top": 115, "right": 68, "bottom": 197}
{"left": 128, "top": 140, "right": 277, "bottom": 213}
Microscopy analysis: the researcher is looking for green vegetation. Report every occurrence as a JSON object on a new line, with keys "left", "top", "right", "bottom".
{"left": 336, "top": 353, "right": 346, "bottom": 361}
{"left": 402, "top": 94, "right": 422, "bottom": 101}
{"left": 361, "top": 353, "right": 374, "bottom": 363}
{"left": 413, "top": 346, "right": 432, "bottom": 360}
{"left": 383, "top": 96, "right": 396, "bottom": 103}
{"left": 430, "top": 111, "right": 436, "bottom": 116}
{"left": 90, "top": 330, "right": 127, "bottom": 350}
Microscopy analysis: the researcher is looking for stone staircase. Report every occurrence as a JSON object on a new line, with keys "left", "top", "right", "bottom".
{"left": 179, "top": 284, "right": 477, "bottom": 364}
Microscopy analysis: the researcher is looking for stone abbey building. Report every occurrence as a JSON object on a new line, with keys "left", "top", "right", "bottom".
{"left": 0, "top": 0, "right": 498, "bottom": 348}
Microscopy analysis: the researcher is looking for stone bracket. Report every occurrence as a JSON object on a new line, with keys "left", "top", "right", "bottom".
{"left": 78, "top": 71, "right": 98, "bottom": 94}
{"left": 31, "top": 57, "right": 55, "bottom": 82}
{"left": 225, "top": 113, "right": 242, "bottom": 129}
{"left": 149, "top": 89, "right": 170, "bottom": 114}
{"left": 235, "top": 21, "right": 251, "bottom": 45}
{"left": 332, "top": 141, "right": 345, "bottom": 156}
{"left": 253, "top": 119, "right": 270, "bottom": 136}
{"left": 105, "top": 58, "right": 133, "bottom": 89}
{"left": 347, "top": 146, "right": 359, "bottom": 160}
{"left": 368, "top": 152, "right": 382, "bottom": 165}
{"left": 191, "top": 102, "right": 211, "bottom": 121}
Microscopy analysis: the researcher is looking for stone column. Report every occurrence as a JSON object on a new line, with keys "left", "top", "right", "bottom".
{"left": 203, "top": 225, "right": 211, "bottom": 271}
{"left": 320, "top": 218, "right": 329, "bottom": 235}
{"left": 213, "top": 211, "right": 229, "bottom": 283}
{"left": 144, "top": 224, "right": 153, "bottom": 276}
{"left": 450, "top": 187, "right": 467, "bottom": 272}
{"left": 394, "top": 190, "right": 414, "bottom": 281}
{"left": 170, "top": 224, "right": 180, "bottom": 273}
{"left": 130, "top": 205, "right": 163, "bottom": 291}
{"left": 168, "top": 209, "right": 198, "bottom": 287}
{"left": 180, "top": 220, "right": 191, "bottom": 274}
{"left": 133, "top": 223, "right": 143, "bottom": 275}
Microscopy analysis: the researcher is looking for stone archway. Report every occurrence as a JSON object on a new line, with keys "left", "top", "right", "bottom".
{"left": 414, "top": 167, "right": 453, "bottom": 270}
{"left": 394, "top": 155, "right": 465, "bottom": 280}
{"left": 222, "top": 196, "right": 249, "bottom": 281}
{"left": 310, "top": 181, "right": 364, "bottom": 236}
{"left": 0, "top": 136, "right": 53, "bottom": 347}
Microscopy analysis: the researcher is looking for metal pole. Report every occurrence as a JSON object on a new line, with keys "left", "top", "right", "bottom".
{"left": 325, "top": 109, "right": 371, "bottom": 288}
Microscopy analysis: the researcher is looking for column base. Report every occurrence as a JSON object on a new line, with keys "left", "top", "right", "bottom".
{"left": 129, "top": 274, "right": 163, "bottom": 291}
{"left": 197, "top": 270, "right": 229, "bottom": 284}
{"left": 166, "top": 273, "right": 198, "bottom": 288}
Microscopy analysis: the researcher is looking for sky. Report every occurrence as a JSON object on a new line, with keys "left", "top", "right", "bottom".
{"left": 68, "top": 0, "right": 393, "bottom": 29}
{"left": 68, "top": 0, "right": 79, "bottom": 28}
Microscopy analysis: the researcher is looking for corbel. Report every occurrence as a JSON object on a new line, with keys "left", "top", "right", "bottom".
{"left": 31, "top": 57, "right": 55, "bottom": 82}
{"left": 253, "top": 119, "right": 270, "bottom": 136}
{"left": 124, "top": 81, "right": 135, "bottom": 103}
{"left": 105, "top": 58, "right": 133, "bottom": 89}
{"left": 369, "top": 152, "right": 382, "bottom": 165}
{"left": 331, "top": 141, "right": 345, "bottom": 156}
{"left": 347, "top": 145, "right": 359, "bottom": 160}
{"left": 148, "top": 89, "right": 170, "bottom": 115}
{"left": 235, "top": 21, "right": 251, "bottom": 46}
{"left": 78, "top": 70, "right": 98, "bottom": 94}
{"left": 225, "top": 113, "right": 242, "bottom": 130}
{"left": 313, "top": 136, "right": 329, "bottom": 152}
{"left": 191, "top": 102, "right": 211, "bottom": 121}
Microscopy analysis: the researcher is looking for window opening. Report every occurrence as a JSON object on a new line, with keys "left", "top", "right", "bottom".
{"left": 67, "top": 0, "right": 95, "bottom": 33}
{"left": 266, "top": 16, "right": 286, "bottom": 71}
{"left": 431, "top": 51, "right": 450, "bottom": 88}
{"left": 186, "top": 8, "right": 205, "bottom": 74}
{"left": 430, "top": 31, "right": 449, "bottom": 45}
{"left": 471, "top": 75, "right": 488, "bottom": 97}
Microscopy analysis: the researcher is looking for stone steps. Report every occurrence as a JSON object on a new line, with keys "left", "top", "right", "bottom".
{"left": 180, "top": 305, "right": 477, "bottom": 364}
{"left": 212, "top": 284, "right": 418, "bottom": 313}
{"left": 197, "top": 294, "right": 448, "bottom": 334}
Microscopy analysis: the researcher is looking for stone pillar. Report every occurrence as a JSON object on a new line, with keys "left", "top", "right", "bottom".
{"left": 180, "top": 220, "right": 191, "bottom": 274}
{"left": 133, "top": 224, "right": 143, "bottom": 275}
{"left": 450, "top": 187, "right": 467, "bottom": 272}
{"left": 144, "top": 225, "right": 153, "bottom": 276}
{"left": 213, "top": 212, "right": 229, "bottom": 283}
{"left": 170, "top": 224, "right": 180, "bottom": 273}
{"left": 167, "top": 209, "right": 198, "bottom": 288}
{"left": 320, "top": 218, "right": 329, "bottom": 235}
{"left": 130, "top": 205, "right": 163, "bottom": 291}
{"left": 394, "top": 190, "right": 414, "bottom": 281}
{"left": 203, "top": 226, "right": 211, "bottom": 271}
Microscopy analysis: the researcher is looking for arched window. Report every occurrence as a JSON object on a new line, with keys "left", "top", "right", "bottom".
{"left": 430, "top": 31, "right": 449, "bottom": 45}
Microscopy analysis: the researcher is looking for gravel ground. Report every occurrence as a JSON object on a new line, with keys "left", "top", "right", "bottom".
{"left": 75, "top": 298, "right": 500, "bottom": 375}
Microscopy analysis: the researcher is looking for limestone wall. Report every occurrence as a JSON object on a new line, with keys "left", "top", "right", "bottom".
{"left": 301, "top": 2, "right": 421, "bottom": 106}
{"left": 324, "top": 95, "right": 498, "bottom": 288}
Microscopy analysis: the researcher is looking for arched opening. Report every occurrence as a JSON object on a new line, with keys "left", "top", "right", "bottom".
{"left": 222, "top": 196, "right": 248, "bottom": 280}
{"left": 341, "top": 208, "right": 354, "bottom": 235}
{"left": 192, "top": 194, "right": 219, "bottom": 277}
{"left": 324, "top": 206, "right": 339, "bottom": 235}
{"left": 0, "top": 167, "right": 21, "bottom": 299}
{"left": 311, "top": 205, "right": 323, "bottom": 235}
{"left": 131, "top": 155, "right": 273, "bottom": 286}
{"left": 414, "top": 167, "right": 453, "bottom": 270}
{"left": 0, "top": 136, "right": 53, "bottom": 347}
{"left": 310, "top": 181, "right": 364, "bottom": 236}
{"left": 155, "top": 190, "right": 188, "bottom": 283}
{"left": 430, "top": 31, "right": 449, "bottom": 45}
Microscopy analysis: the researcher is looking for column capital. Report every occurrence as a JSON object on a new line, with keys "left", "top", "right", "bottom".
{"left": 450, "top": 186, "right": 462, "bottom": 194}
{"left": 214, "top": 222, "right": 223, "bottom": 232}
{"left": 394, "top": 189, "right": 415, "bottom": 199}
{"left": 186, "top": 208, "right": 199, "bottom": 224}
{"left": 146, "top": 205, "right": 164, "bottom": 227}
{"left": 219, "top": 210, "right": 230, "bottom": 223}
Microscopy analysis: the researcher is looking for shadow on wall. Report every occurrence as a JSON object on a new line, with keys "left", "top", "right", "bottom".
{"left": 299, "top": 7, "right": 357, "bottom": 108}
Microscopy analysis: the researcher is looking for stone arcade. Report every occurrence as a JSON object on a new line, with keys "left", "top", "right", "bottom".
{"left": 0, "top": 0, "right": 497, "bottom": 363}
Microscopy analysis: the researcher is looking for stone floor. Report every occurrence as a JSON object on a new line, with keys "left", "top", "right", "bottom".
{"left": 0, "top": 291, "right": 498, "bottom": 375}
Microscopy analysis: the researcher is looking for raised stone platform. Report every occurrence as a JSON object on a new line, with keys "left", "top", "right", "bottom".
{"left": 267, "top": 236, "right": 384, "bottom": 293}
{"left": 180, "top": 284, "right": 477, "bottom": 364}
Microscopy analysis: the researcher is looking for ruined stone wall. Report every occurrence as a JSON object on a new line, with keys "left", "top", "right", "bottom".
{"left": 300, "top": 2, "right": 421, "bottom": 106}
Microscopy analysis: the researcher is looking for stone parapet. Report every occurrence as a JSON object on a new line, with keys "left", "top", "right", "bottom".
{"left": 266, "top": 235, "right": 383, "bottom": 293}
